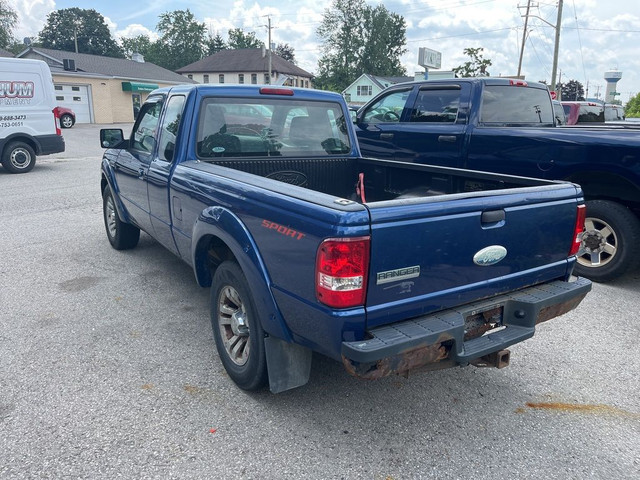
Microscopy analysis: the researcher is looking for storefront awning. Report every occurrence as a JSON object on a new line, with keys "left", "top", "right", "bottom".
{"left": 122, "top": 82, "right": 159, "bottom": 93}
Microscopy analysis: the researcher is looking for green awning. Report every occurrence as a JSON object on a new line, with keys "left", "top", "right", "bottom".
{"left": 122, "top": 82, "right": 159, "bottom": 93}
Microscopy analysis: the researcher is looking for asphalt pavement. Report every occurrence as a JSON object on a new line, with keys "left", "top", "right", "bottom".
{"left": 1, "top": 123, "right": 639, "bottom": 479}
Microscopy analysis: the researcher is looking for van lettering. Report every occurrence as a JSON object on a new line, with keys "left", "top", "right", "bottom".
{"left": 0, "top": 81, "right": 35, "bottom": 99}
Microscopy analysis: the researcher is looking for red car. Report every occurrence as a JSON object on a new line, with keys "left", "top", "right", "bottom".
{"left": 54, "top": 106, "right": 76, "bottom": 128}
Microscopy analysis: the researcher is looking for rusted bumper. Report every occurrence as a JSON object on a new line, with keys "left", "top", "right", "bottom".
{"left": 342, "top": 277, "right": 591, "bottom": 379}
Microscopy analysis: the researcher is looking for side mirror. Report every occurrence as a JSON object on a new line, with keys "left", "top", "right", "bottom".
{"left": 100, "top": 129, "right": 125, "bottom": 148}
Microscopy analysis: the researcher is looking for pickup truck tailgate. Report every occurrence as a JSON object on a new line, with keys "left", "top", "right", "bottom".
{"left": 364, "top": 184, "right": 581, "bottom": 329}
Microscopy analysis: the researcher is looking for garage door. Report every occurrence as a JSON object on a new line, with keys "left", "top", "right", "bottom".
{"left": 54, "top": 84, "right": 92, "bottom": 123}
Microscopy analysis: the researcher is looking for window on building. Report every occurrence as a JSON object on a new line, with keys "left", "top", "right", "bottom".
{"left": 264, "top": 73, "right": 270, "bottom": 84}
{"left": 357, "top": 85, "right": 373, "bottom": 96}
{"left": 187, "top": 74, "right": 193, "bottom": 80}
{"left": 203, "top": 74, "right": 209, "bottom": 84}
{"left": 251, "top": 74, "right": 257, "bottom": 84}
{"left": 219, "top": 74, "right": 225, "bottom": 84}
{"left": 72, "top": 86, "right": 80, "bottom": 91}
{"left": 239, "top": 74, "right": 244, "bottom": 84}
{"left": 54, "top": 85, "right": 62, "bottom": 91}
{"left": 305, "top": 80, "right": 309, "bottom": 88}
{"left": 56, "top": 96, "right": 64, "bottom": 101}
{"left": 73, "top": 97, "right": 81, "bottom": 102}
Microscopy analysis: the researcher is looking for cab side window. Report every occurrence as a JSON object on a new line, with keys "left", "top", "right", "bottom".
{"left": 409, "top": 89, "right": 460, "bottom": 123}
{"left": 158, "top": 95, "right": 185, "bottom": 162}
{"left": 132, "top": 99, "right": 163, "bottom": 153}
{"left": 362, "top": 89, "right": 411, "bottom": 124}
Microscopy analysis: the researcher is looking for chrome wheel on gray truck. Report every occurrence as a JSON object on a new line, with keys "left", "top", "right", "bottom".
{"left": 102, "top": 185, "right": 140, "bottom": 250}
{"left": 574, "top": 200, "right": 640, "bottom": 282}
{"left": 211, "top": 261, "right": 267, "bottom": 391}
{"left": 1, "top": 141, "right": 36, "bottom": 173}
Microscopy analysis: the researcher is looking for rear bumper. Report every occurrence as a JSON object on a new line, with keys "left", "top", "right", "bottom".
{"left": 341, "top": 277, "right": 591, "bottom": 379}
{"left": 36, "top": 134, "right": 65, "bottom": 155}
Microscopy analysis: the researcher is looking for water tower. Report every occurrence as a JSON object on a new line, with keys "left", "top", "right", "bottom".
{"left": 604, "top": 70, "right": 622, "bottom": 103}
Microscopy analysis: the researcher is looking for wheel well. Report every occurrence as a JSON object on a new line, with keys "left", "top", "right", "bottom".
{"left": 565, "top": 171, "right": 640, "bottom": 209}
{"left": 195, "top": 234, "right": 236, "bottom": 287}
{"left": 2, "top": 135, "right": 39, "bottom": 155}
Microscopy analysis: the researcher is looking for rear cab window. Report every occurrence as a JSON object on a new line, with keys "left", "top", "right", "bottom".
{"left": 196, "top": 97, "right": 351, "bottom": 158}
{"left": 480, "top": 85, "right": 554, "bottom": 125}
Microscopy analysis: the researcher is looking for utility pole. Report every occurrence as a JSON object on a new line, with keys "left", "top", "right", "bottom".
{"left": 266, "top": 16, "right": 272, "bottom": 84}
{"left": 517, "top": 0, "right": 533, "bottom": 77}
{"left": 521, "top": 0, "right": 563, "bottom": 95}
{"left": 550, "top": 0, "right": 564, "bottom": 97}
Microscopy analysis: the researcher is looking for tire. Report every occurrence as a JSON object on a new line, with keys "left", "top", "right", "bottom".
{"left": 102, "top": 185, "right": 140, "bottom": 250}
{"left": 574, "top": 199, "right": 640, "bottom": 282}
{"left": 1, "top": 141, "right": 36, "bottom": 173}
{"left": 60, "top": 114, "right": 74, "bottom": 128}
{"left": 211, "top": 261, "right": 268, "bottom": 391}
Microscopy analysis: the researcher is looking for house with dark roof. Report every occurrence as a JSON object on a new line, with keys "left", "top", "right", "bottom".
{"left": 343, "top": 72, "right": 456, "bottom": 105}
{"left": 177, "top": 48, "right": 313, "bottom": 88}
{"left": 16, "top": 47, "right": 193, "bottom": 124}
{"left": 0, "top": 48, "right": 14, "bottom": 58}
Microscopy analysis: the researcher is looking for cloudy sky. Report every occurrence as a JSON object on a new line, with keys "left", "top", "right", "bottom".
{"left": 8, "top": 0, "right": 640, "bottom": 102}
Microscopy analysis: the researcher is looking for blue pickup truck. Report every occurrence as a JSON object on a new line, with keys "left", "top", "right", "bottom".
{"left": 100, "top": 84, "right": 590, "bottom": 393}
{"left": 355, "top": 77, "right": 640, "bottom": 282}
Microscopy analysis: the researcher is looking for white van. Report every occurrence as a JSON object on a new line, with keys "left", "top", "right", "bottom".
{"left": 0, "top": 57, "right": 65, "bottom": 173}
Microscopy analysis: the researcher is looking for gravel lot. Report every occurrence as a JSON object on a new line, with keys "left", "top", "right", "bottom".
{"left": 1, "top": 123, "right": 639, "bottom": 479}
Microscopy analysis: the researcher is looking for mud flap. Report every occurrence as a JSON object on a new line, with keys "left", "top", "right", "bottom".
{"left": 264, "top": 336, "right": 312, "bottom": 393}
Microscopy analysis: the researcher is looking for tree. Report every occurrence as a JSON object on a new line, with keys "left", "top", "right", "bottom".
{"left": 0, "top": 0, "right": 17, "bottom": 48}
{"left": 207, "top": 33, "right": 227, "bottom": 55}
{"left": 315, "top": 0, "right": 365, "bottom": 91}
{"left": 359, "top": 4, "right": 407, "bottom": 77}
{"left": 38, "top": 8, "right": 124, "bottom": 57}
{"left": 452, "top": 47, "right": 492, "bottom": 77}
{"left": 155, "top": 10, "right": 206, "bottom": 70}
{"left": 316, "top": 0, "right": 407, "bottom": 91}
{"left": 561, "top": 79, "right": 585, "bottom": 101}
{"left": 625, "top": 93, "right": 640, "bottom": 118}
{"left": 120, "top": 35, "right": 153, "bottom": 59}
{"left": 227, "top": 29, "right": 264, "bottom": 49}
{"left": 274, "top": 43, "right": 296, "bottom": 64}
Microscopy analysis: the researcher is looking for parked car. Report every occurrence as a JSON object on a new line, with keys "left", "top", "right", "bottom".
{"left": 98, "top": 84, "right": 591, "bottom": 392}
{"left": 561, "top": 101, "right": 604, "bottom": 125}
{"left": 54, "top": 106, "right": 76, "bottom": 128}
{"left": 604, "top": 103, "right": 625, "bottom": 122}
{"left": 552, "top": 100, "right": 567, "bottom": 125}
{"left": 354, "top": 77, "right": 640, "bottom": 281}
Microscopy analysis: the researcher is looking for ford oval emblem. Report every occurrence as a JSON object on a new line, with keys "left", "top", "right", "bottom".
{"left": 473, "top": 245, "right": 507, "bottom": 266}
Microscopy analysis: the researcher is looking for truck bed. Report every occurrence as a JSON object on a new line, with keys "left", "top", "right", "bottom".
{"left": 205, "top": 155, "right": 560, "bottom": 204}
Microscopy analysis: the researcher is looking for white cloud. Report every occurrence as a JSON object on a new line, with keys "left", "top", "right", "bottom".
{"left": 7, "top": 0, "right": 56, "bottom": 41}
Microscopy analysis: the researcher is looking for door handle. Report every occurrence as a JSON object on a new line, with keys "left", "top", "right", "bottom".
{"left": 138, "top": 168, "right": 145, "bottom": 178}
{"left": 380, "top": 133, "right": 394, "bottom": 140}
{"left": 438, "top": 135, "right": 457, "bottom": 143}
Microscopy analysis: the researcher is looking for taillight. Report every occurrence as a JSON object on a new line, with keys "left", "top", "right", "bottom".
{"left": 569, "top": 204, "right": 586, "bottom": 256}
{"left": 316, "top": 236, "right": 370, "bottom": 308}
{"left": 52, "top": 108, "right": 61, "bottom": 136}
{"left": 509, "top": 79, "right": 528, "bottom": 87}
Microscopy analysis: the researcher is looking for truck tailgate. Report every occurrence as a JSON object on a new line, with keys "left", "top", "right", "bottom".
{"left": 364, "top": 184, "right": 581, "bottom": 329}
